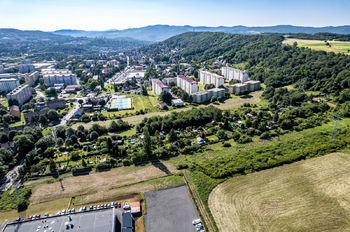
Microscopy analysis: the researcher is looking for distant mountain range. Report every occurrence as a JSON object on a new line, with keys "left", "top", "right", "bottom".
{"left": 53, "top": 25, "right": 350, "bottom": 42}
{"left": 1, "top": 25, "right": 350, "bottom": 44}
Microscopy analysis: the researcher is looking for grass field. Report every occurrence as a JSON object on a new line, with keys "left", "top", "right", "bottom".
{"left": 72, "top": 91, "right": 262, "bottom": 129}
{"left": 0, "top": 161, "right": 182, "bottom": 221}
{"left": 208, "top": 152, "right": 350, "bottom": 232}
{"left": 283, "top": 38, "right": 350, "bottom": 55}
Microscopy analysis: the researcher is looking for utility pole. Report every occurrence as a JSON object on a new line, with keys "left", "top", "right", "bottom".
{"left": 331, "top": 114, "right": 343, "bottom": 141}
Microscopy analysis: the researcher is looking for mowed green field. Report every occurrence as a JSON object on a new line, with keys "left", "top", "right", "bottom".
{"left": 209, "top": 152, "right": 350, "bottom": 232}
{"left": 283, "top": 38, "right": 350, "bottom": 55}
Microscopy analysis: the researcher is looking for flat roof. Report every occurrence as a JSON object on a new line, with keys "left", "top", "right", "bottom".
{"left": 3, "top": 208, "right": 115, "bottom": 232}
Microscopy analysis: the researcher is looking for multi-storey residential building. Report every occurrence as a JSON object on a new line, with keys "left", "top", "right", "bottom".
{"left": 245, "top": 80, "right": 261, "bottom": 92}
{"left": 176, "top": 75, "right": 199, "bottom": 94}
{"left": 152, "top": 79, "right": 169, "bottom": 96}
{"left": 199, "top": 71, "right": 225, "bottom": 87}
{"left": 42, "top": 69, "right": 77, "bottom": 87}
{"left": 229, "top": 83, "right": 248, "bottom": 95}
{"left": 0, "top": 64, "right": 4, "bottom": 74}
{"left": 221, "top": 66, "right": 248, "bottom": 82}
{"left": 7, "top": 84, "right": 32, "bottom": 106}
{"left": 18, "top": 64, "right": 35, "bottom": 74}
{"left": 25, "top": 71, "right": 39, "bottom": 86}
{"left": 0, "top": 79, "right": 20, "bottom": 92}
{"left": 191, "top": 88, "right": 226, "bottom": 103}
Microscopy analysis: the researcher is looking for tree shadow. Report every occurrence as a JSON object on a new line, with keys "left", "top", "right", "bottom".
{"left": 151, "top": 160, "right": 171, "bottom": 175}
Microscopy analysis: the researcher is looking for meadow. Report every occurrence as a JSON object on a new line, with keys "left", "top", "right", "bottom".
{"left": 283, "top": 38, "right": 350, "bottom": 55}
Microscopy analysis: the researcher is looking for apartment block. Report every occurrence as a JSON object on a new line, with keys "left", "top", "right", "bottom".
{"left": 229, "top": 83, "right": 248, "bottom": 95}
{"left": 152, "top": 79, "right": 169, "bottom": 96}
{"left": 25, "top": 71, "right": 39, "bottom": 86}
{"left": 199, "top": 71, "right": 225, "bottom": 87}
{"left": 0, "top": 64, "right": 4, "bottom": 74}
{"left": 0, "top": 78, "right": 20, "bottom": 92}
{"left": 7, "top": 84, "right": 32, "bottom": 106}
{"left": 42, "top": 69, "right": 77, "bottom": 87}
{"left": 191, "top": 88, "right": 225, "bottom": 103}
{"left": 176, "top": 75, "right": 198, "bottom": 94}
{"left": 221, "top": 66, "right": 248, "bottom": 82}
{"left": 245, "top": 80, "right": 261, "bottom": 92}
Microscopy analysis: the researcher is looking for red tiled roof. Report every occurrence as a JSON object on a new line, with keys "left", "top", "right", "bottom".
{"left": 177, "top": 75, "right": 197, "bottom": 84}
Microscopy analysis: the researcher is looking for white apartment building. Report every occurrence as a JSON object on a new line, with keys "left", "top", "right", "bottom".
{"left": 42, "top": 69, "right": 77, "bottom": 87}
{"left": 199, "top": 71, "right": 225, "bottom": 87}
{"left": 7, "top": 84, "right": 32, "bottom": 106}
{"left": 25, "top": 71, "right": 39, "bottom": 86}
{"left": 0, "top": 65, "right": 4, "bottom": 74}
{"left": 176, "top": 75, "right": 199, "bottom": 94}
{"left": 0, "top": 79, "right": 20, "bottom": 92}
{"left": 221, "top": 66, "right": 248, "bottom": 82}
{"left": 18, "top": 64, "right": 35, "bottom": 74}
{"left": 152, "top": 79, "right": 169, "bottom": 96}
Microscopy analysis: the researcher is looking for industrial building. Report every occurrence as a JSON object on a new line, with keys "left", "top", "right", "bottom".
{"left": 6, "top": 84, "right": 32, "bottom": 106}
{"left": 221, "top": 66, "right": 249, "bottom": 82}
{"left": 199, "top": 70, "right": 225, "bottom": 87}
{"left": 152, "top": 79, "right": 169, "bottom": 96}
{"left": 3, "top": 208, "right": 116, "bottom": 232}
{"left": 176, "top": 75, "right": 198, "bottom": 94}
{"left": 42, "top": 68, "right": 77, "bottom": 87}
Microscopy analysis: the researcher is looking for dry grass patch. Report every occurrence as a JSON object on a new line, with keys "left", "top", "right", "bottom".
{"left": 29, "top": 161, "right": 178, "bottom": 204}
{"left": 209, "top": 152, "right": 350, "bottom": 232}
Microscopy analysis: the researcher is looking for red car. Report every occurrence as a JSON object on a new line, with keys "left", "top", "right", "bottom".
{"left": 118, "top": 202, "right": 121, "bottom": 208}
{"left": 28, "top": 216, "right": 32, "bottom": 220}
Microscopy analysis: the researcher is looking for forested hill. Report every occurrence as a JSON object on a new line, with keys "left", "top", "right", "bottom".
{"left": 142, "top": 32, "right": 350, "bottom": 100}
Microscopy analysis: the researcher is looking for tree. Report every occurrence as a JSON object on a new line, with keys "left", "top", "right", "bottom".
{"left": 47, "top": 110, "right": 60, "bottom": 122}
{"left": 49, "top": 159, "right": 56, "bottom": 173}
{"left": 82, "top": 159, "right": 87, "bottom": 167}
{"left": 14, "top": 135, "right": 34, "bottom": 156}
{"left": 35, "top": 136, "right": 54, "bottom": 152}
{"left": 56, "top": 137, "right": 64, "bottom": 146}
{"left": 159, "top": 91, "right": 172, "bottom": 105}
{"left": 39, "top": 115, "right": 47, "bottom": 125}
{"left": 45, "top": 87, "right": 58, "bottom": 98}
{"left": 143, "top": 127, "right": 151, "bottom": 155}
{"left": 168, "top": 128, "right": 177, "bottom": 142}
{"left": 98, "top": 99, "right": 106, "bottom": 107}
{"left": 90, "top": 131, "right": 99, "bottom": 141}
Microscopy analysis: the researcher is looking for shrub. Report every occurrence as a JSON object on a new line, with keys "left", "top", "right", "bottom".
{"left": 223, "top": 142, "right": 231, "bottom": 147}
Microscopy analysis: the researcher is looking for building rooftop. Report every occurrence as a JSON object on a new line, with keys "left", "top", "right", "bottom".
{"left": 3, "top": 208, "right": 115, "bottom": 232}
{"left": 177, "top": 75, "right": 197, "bottom": 84}
{"left": 8, "top": 84, "right": 29, "bottom": 95}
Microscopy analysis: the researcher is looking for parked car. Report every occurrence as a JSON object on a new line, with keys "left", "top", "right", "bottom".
{"left": 192, "top": 219, "right": 201, "bottom": 225}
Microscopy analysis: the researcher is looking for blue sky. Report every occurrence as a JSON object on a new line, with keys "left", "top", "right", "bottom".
{"left": 0, "top": 0, "right": 349, "bottom": 31}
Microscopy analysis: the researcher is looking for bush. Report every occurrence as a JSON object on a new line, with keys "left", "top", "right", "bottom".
{"left": 122, "top": 158, "right": 131, "bottom": 166}
{"left": 17, "top": 198, "right": 29, "bottom": 212}
{"left": 223, "top": 142, "right": 231, "bottom": 147}
{"left": 175, "top": 162, "right": 189, "bottom": 170}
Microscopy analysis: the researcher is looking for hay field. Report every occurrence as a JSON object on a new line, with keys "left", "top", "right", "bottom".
{"left": 283, "top": 38, "right": 350, "bottom": 55}
{"left": 209, "top": 152, "right": 350, "bottom": 232}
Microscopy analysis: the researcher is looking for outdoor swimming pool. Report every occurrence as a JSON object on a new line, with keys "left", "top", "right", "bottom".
{"left": 110, "top": 97, "right": 132, "bottom": 110}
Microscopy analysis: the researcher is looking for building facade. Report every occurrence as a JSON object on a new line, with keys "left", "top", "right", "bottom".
{"left": 42, "top": 69, "right": 77, "bottom": 87}
{"left": 7, "top": 84, "right": 32, "bottom": 106}
{"left": 0, "top": 78, "right": 20, "bottom": 92}
{"left": 245, "top": 80, "right": 261, "bottom": 92}
{"left": 199, "top": 71, "right": 225, "bottom": 87}
{"left": 152, "top": 79, "right": 169, "bottom": 96}
{"left": 191, "top": 88, "right": 225, "bottom": 103}
{"left": 221, "top": 66, "right": 249, "bottom": 82}
{"left": 176, "top": 75, "right": 199, "bottom": 94}
{"left": 25, "top": 71, "right": 39, "bottom": 86}
{"left": 0, "top": 64, "right": 4, "bottom": 74}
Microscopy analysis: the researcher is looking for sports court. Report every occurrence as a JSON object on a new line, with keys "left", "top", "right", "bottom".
{"left": 109, "top": 97, "right": 132, "bottom": 110}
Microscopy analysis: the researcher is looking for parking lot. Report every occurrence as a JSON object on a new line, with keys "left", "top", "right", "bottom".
{"left": 145, "top": 185, "right": 199, "bottom": 232}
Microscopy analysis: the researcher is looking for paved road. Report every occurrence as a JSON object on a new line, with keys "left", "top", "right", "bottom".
{"left": 0, "top": 160, "right": 23, "bottom": 192}
{"left": 145, "top": 185, "right": 199, "bottom": 232}
{"left": 57, "top": 101, "right": 80, "bottom": 126}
